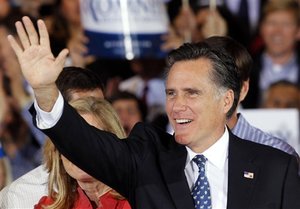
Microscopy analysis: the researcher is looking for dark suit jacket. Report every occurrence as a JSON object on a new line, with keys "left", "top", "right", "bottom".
{"left": 34, "top": 102, "right": 300, "bottom": 209}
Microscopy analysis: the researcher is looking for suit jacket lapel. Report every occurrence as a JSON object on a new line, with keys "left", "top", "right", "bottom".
{"left": 227, "top": 132, "right": 259, "bottom": 209}
{"left": 159, "top": 144, "right": 195, "bottom": 209}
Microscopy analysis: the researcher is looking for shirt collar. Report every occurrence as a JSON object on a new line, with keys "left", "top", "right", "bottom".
{"left": 263, "top": 52, "right": 297, "bottom": 70}
{"left": 231, "top": 113, "right": 247, "bottom": 132}
{"left": 185, "top": 127, "right": 229, "bottom": 170}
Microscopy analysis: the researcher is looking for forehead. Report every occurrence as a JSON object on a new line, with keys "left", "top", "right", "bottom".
{"left": 81, "top": 113, "right": 103, "bottom": 130}
{"left": 270, "top": 85, "right": 299, "bottom": 97}
{"left": 113, "top": 99, "right": 138, "bottom": 107}
{"left": 166, "top": 58, "right": 213, "bottom": 86}
{"left": 264, "top": 10, "right": 298, "bottom": 22}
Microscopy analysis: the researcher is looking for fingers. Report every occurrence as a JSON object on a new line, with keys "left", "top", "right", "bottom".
{"left": 15, "top": 20, "right": 30, "bottom": 50}
{"left": 22, "top": 16, "right": 39, "bottom": 46}
{"left": 13, "top": 16, "right": 38, "bottom": 52}
{"left": 37, "top": 19, "right": 50, "bottom": 49}
{"left": 7, "top": 35, "right": 23, "bottom": 58}
{"left": 8, "top": 17, "right": 51, "bottom": 58}
{"left": 55, "top": 48, "right": 69, "bottom": 68}
{"left": 13, "top": 16, "right": 49, "bottom": 51}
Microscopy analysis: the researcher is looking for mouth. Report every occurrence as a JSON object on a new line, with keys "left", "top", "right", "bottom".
{"left": 270, "top": 35, "right": 283, "bottom": 44}
{"left": 175, "top": 119, "right": 192, "bottom": 124}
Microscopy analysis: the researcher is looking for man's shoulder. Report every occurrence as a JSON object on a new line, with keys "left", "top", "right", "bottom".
{"left": 235, "top": 113, "right": 297, "bottom": 156}
{"left": 230, "top": 132, "right": 293, "bottom": 161}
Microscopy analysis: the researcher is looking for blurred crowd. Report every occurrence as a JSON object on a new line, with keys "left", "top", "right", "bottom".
{"left": 0, "top": 0, "right": 299, "bottom": 191}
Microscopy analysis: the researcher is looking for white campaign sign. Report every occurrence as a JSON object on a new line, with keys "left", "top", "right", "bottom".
{"left": 240, "top": 108, "right": 300, "bottom": 155}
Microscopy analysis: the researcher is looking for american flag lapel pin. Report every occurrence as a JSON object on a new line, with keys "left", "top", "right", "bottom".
{"left": 243, "top": 171, "right": 254, "bottom": 179}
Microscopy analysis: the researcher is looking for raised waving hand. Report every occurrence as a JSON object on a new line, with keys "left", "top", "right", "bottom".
{"left": 7, "top": 16, "right": 69, "bottom": 111}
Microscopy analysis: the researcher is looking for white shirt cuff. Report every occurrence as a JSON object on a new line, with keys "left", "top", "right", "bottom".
{"left": 34, "top": 92, "right": 64, "bottom": 129}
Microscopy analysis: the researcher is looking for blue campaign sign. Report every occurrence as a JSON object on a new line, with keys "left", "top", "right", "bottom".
{"left": 80, "top": 0, "right": 169, "bottom": 59}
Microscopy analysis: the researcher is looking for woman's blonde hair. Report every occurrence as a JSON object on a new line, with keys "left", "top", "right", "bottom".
{"left": 43, "top": 97, "right": 126, "bottom": 209}
{"left": 0, "top": 157, "right": 12, "bottom": 190}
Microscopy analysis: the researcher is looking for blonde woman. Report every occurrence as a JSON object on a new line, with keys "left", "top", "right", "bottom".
{"left": 34, "top": 97, "right": 131, "bottom": 209}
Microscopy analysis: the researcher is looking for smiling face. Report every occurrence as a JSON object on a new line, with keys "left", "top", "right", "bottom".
{"left": 165, "top": 58, "right": 231, "bottom": 153}
{"left": 261, "top": 10, "right": 299, "bottom": 57}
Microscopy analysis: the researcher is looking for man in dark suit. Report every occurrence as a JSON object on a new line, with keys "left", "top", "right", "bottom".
{"left": 8, "top": 16, "right": 300, "bottom": 209}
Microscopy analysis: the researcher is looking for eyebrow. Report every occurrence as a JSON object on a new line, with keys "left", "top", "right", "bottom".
{"left": 182, "top": 88, "right": 202, "bottom": 93}
{"left": 165, "top": 88, "right": 203, "bottom": 94}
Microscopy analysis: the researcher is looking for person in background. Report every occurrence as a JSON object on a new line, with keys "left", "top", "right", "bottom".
{"left": 9, "top": 16, "right": 300, "bottom": 208}
{"left": 165, "top": 0, "right": 268, "bottom": 54}
{"left": 0, "top": 0, "right": 10, "bottom": 20}
{"left": 204, "top": 36, "right": 299, "bottom": 158}
{"left": 45, "top": 0, "right": 90, "bottom": 67}
{"left": 0, "top": 60, "right": 40, "bottom": 180}
{"left": 0, "top": 7, "right": 42, "bottom": 179}
{"left": 0, "top": 66, "right": 104, "bottom": 208}
{"left": 244, "top": 0, "right": 300, "bottom": 108}
{"left": 262, "top": 80, "right": 300, "bottom": 109}
{"left": 162, "top": 0, "right": 247, "bottom": 52}
{"left": 17, "top": 0, "right": 43, "bottom": 18}
{"left": 109, "top": 91, "right": 147, "bottom": 136}
{"left": 118, "top": 59, "right": 166, "bottom": 121}
{"left": 222, "top": 0, "right": 268, "bottom": 50}
{"left": 35, "top": 98, "right": 131, "bottom": 209}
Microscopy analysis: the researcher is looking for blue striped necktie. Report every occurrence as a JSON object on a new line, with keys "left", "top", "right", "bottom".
{"left": 191, "top": 154, "right": 212, "bottom": 209}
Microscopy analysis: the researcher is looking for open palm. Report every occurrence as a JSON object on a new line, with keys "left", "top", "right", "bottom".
{"left": 7, "top": 16, "right": 68, "bottom": 90}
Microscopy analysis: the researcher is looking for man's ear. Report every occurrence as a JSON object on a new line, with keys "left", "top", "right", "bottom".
{"left": 239, "top": 79, "right": 249, "bottom": 102}
{"left": 223, "top": 89, "right": 234, "bottom": 114}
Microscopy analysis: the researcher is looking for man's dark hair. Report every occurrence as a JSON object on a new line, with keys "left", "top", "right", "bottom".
{"left": 56, "top": 66, "right": 104, "bottom": 101}
{"left": 108, "top": 91, "right": 147, "bottom": 122}
{"left": 203, "top": 36, "right": 253, "bottom": 85}
{"left": 166, "top": 41, "right": 241, "bottom": 118}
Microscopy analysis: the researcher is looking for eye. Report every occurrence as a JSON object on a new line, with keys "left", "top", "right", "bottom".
{"left": 186, "top": 89, "right": 200, "bottom": 98}
{"left": 166, "top": 90, "right": 176, "bottom": 99}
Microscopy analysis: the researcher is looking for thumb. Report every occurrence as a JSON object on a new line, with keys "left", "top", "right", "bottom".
{"left": 55, "top": 48, "right": 69, "bottom": 68}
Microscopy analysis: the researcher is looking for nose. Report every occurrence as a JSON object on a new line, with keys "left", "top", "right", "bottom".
{"left": 172, "top": 95, "right": 187, "bottom": 112}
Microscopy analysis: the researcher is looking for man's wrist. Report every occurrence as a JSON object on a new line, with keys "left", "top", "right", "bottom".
{"left": 34, "top": 85, "right": 59, "bottom": 112}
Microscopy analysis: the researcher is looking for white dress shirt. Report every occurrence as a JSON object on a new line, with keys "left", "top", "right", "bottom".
{"left": 34, "top": 93, "right": 229, "bottom": 208}
{"left": 185, "top": 129, "right": 229, "bottom": 209}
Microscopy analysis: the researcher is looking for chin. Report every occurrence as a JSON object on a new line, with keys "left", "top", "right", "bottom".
{"left": 174, "top": 134, "right": 190, "bottom": 145}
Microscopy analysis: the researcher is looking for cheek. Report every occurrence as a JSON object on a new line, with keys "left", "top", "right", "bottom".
{"left": 61, "top": 158, "right": 73, "bottom": 173}
{"left": 165, "top": 101, "right": 173, "bottom": 114}
{"left": 61, "top": 157, "right": 80, "bottom": 178}
{"left": 63, "top": 161, "right": 90, "bottom": 180}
